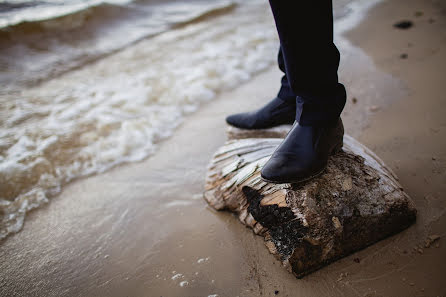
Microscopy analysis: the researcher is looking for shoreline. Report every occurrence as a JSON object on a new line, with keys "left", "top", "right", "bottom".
{"left": 0, "top": 0, "right": 279, "bottom": 241}
{"left": 1, "top": 0, "right": 445, "bottom": 296}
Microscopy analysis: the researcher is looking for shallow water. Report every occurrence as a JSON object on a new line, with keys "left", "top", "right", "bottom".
{"left": 0, "top": 0, "right": 238, "bottom": 93}
{"left": 0, "top": 0, "right": 278, "bottom": 239}
{"left": 0, "top": 0, "right": 361, "bottom": 241}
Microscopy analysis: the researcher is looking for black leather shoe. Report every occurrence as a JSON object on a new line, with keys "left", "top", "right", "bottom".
{"left": 261, "top": 119, "right": 344, "bottom": 184}
{"left": 226, "top": 97, "right": 295, "bottom": 129}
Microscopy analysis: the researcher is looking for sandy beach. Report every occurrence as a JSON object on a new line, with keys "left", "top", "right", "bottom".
{"left": 1, "top": 0, "right": 445, "bottom": 296}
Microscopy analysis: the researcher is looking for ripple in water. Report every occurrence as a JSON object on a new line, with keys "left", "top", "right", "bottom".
{"left": 0, "top": 0, "right": 278, "bottom": 240}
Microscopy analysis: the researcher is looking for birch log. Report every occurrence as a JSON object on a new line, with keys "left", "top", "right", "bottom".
{"left": 204, "top": 125, "right": 416, "bottom": 278}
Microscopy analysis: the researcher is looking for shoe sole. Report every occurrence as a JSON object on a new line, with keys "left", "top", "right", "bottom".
{"left": 260, "top": 167, "right": 325, "bottom": 184}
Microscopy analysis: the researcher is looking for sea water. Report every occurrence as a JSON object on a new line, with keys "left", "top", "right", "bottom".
{"left": 0, "top": 0, "right": 358, "bottom": 241}
{"left": 0, "top": 0, "right": 279, "bottom": 239}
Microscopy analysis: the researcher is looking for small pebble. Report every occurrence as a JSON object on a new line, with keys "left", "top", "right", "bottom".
{"left": 275, "top": 290, "right": 279, "bottom": 295}
{"left": 353, "top": 257, "right": 360, "bottom": 263}
{"left": 394, "top": 20, "right": 413, "bottom": 29}
{"left": 400, "top": 53, "right": 408, "bottom": 59}
{"left": 370, "top": 105, "right": 380, "bottom": 112}
{"left": 352, "top": 97, "right": 358, "bottom": 104}
{"left": 414, "top": 11, "right": 423, "bottom": 17}
{"left": 171, "top": 273, "right": 183, "bottom": 280}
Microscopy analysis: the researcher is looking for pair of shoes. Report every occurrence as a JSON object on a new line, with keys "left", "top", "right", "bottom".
{"left": 225, "top": 97, "right": 343, "bottom": 184}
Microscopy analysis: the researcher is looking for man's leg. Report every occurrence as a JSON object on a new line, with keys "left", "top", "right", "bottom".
{"left": 225, "top": 47, "right": 296, "bottom": 129}
{"left": 261, "top": 0, "right": 346, "bottom": 183}
{"left": 276, "top": 47, "right": 297, "bottom": 104}
{"left": 269, "top": 0, "right": 346, "bottom": 125}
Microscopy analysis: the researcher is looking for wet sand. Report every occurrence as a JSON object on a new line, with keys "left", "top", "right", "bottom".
{"left": 1, "top": 0, "right": 445, "bottom": 296}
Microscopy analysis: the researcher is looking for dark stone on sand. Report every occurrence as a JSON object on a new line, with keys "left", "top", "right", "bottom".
{"left": 400, "top": 53, "right": 408, "bottom": 59}
{"left": 393, "top": 20, "right": 414, "bottom": 29}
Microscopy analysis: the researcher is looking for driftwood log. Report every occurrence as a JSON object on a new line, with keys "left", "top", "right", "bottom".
{"left": 204, "top": 125, "right": 416, "bottom": 278}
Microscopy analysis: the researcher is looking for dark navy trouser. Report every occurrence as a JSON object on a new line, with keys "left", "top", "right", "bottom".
{"left": 270, "top": 0, "right": 346, "bottom": 127}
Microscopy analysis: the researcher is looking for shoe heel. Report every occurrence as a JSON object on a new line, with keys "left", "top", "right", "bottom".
{"left": 330, "top": 119, "right": 344, "bottom": 155}
{"left": 330, "top": 141, "right": 343, "bottom": 155}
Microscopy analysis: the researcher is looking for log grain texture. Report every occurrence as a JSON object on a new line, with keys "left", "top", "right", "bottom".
{"left": 204, "top": 125, "right": 417, "bottom": 278}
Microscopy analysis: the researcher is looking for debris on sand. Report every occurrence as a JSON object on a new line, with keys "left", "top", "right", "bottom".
{"left": 352, "top": 97, "right": 358, "bottom": 104}
{"left": 400, "top": 53, "right": 408, "bottom": 59}
{"left": 414, "top": 11, "right": 423, "bottom": 17}
{"left": 369, "top": 105, "right": 381, "bottom": 112}
{"left": 424, "top": 234, "right": 441, "bottom": 248}
{"left": 393, "top": 20, "right": 414, "bottom": 29}
{"left": 337, "top": 272, "right": 348, "bottom": 282}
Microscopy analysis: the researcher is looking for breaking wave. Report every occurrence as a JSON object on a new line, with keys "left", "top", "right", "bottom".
{"left": 0, "top": 0, "right": 238, "bottom": 94}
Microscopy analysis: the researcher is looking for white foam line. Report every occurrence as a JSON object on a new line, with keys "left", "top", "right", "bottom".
{"left": 335, "top": 0, "right": 383, "bottom": 35}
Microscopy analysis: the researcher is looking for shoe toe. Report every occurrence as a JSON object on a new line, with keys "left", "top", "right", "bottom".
{"left": 226, "top": 112, "right": 257, "bottom": 129}
{"left": 225, "top": 113, "right": 242, "bottom": 126}
{"left": 261, "top": 151, "right": 320, "bottom": 183}
{"left": 261, "top": 154, "right": 297, "bottom": 183}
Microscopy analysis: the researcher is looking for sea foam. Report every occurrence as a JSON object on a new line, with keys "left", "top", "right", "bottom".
{"left": 0, "top": 0, "right": 278, "bottom": 239}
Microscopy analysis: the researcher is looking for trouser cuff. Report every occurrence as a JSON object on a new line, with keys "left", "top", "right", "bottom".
{"left": 295, "top": 87, "right": 346, "bottom": 127}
